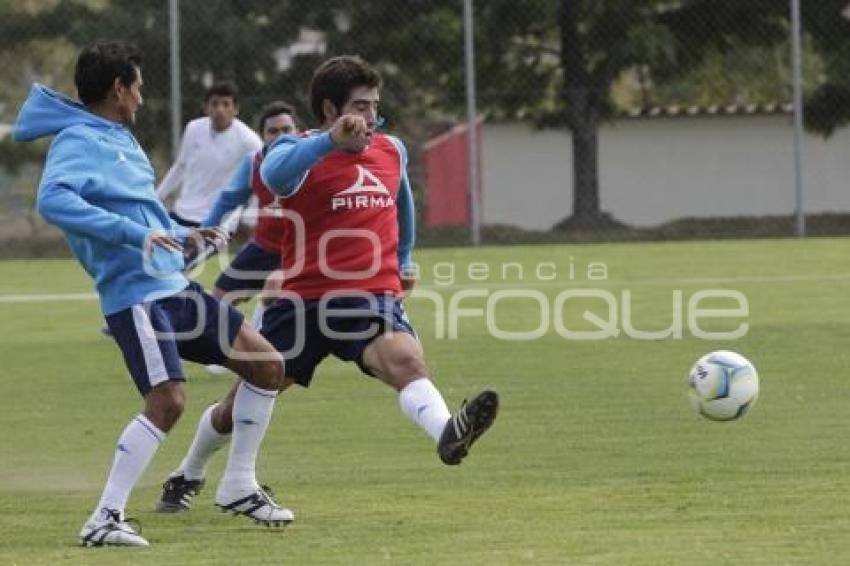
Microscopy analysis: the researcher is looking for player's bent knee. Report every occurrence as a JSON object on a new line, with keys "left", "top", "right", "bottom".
{"left": 248, "top": 357, "right": 285, "bottom": 390}
{"left": 385, "top": 352, "right": 429, "bottom": 384}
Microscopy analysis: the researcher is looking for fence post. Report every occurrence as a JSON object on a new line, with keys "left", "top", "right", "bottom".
{"left": 790, "top": 0, "right": 805, "bottom": 237}
{"left": 463, "top": 0, "right": 481, "bottom": 246}
{"left": 169, "top": 0, "right": 182, "bottom": 161}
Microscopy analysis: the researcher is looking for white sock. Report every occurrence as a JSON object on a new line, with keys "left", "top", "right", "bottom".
{"left": 93, "top": 414, "right": 164, "bottom": 518}
{"left": 217, "top": 381, "right": 277, "bottom": 498}
{"left": 399, "top": 378, "right": 452, "bottom": 443}
{"left": 177, "top": 404, "right": 231, "bottom": 481}
{"left": 250, "top": 301, "right": 266, "bottom": 330}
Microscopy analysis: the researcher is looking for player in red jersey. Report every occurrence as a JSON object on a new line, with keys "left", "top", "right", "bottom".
{"left": 158, "top": 56, "right": 498, "bottom": 515}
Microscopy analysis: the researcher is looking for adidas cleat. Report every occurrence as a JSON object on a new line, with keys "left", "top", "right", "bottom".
{"left": 437, "top": 390, "right": 499, "bottom": 465}
{"left": 79, "top": 508, "right": 148, "bottom": 547}
{"left": 156, "top": 473, "right": 205, "bottom": 513}
{"left": 215, "top": 485, "right": 294, "bottom": 527}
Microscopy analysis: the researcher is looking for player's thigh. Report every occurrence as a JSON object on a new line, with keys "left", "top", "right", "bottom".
{"left": 169, "top": 282, "right": 244, "bottom": 364}
{"left": 361, "top": 331, "right": 428, "bottom": 388}
{"left": 106, "top": 303, "right": 186, "bottom": 397}
{"left": 224, "top": 322, "right": 285, "bottom": 389}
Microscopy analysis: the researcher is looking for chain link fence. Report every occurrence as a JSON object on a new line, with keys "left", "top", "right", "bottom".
{"left": 1, "top": 0, "right": 848, "bottom": 255}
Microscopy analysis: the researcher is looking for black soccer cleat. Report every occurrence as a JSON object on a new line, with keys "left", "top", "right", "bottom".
{"left": 437, "top": 390, "right": 499, "bottom": 465}
{"left": 156, "top": 474, "right": 205, "bottom": 513}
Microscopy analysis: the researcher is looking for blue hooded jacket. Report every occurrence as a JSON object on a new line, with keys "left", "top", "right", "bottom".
{"left": 15, "top": 84, "right": 190, "bottom": 315}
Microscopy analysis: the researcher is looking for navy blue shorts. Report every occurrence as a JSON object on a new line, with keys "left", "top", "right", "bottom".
{"left": 105, "top": 282, "right": 245, "bottom": 396}
{"left": 260, "top": 293, "right": 416, "bottom": 387}
{"left": 215, "top": 240, "right": 280, "bottom": 294}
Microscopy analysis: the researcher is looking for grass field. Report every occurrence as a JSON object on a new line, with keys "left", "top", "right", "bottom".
{"left": 1, "top": 238, "right": 850, "bottom": 565}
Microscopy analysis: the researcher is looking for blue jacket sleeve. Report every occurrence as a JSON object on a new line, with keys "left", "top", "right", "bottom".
{"left": 396, "top": 169, "right": 415, "bottom": 275}
{"left": 37, "top": 130, "right": 151, "bottom": 248}
{"left": 388, "top": 136, "right": 415, "bottom": 274}
{"left": 260, "top": 132, "right": 336, "bottom": 196}
{"left": 202, "top": 152, "right": 254, "bottom": 226}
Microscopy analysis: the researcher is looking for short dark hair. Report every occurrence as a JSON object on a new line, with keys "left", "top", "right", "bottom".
{"left": 205, "top": 80, "right": 239, "bottom": 104}
{"left": 310, "top": 55, "right": 382, "bottom": 122}
{"left": 257, "top": 101, "right": 297, "bottom": 132}
{"left": 74, "top": 41, "right": 142, "bottom": 105}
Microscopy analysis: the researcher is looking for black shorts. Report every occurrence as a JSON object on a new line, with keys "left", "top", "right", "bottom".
{"left": 105, "top": 282, "right": 245, "bottom": 395}
{"left": 169, "top": 211, "right": 201, "bottom": 228}
{"left": 260, "top": 293, "right": 416, "bottom": 387}
{"left": 215, "top": 240, "right": 281, "bottom": 294}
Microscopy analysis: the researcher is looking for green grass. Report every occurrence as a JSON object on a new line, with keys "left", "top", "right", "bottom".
{"left": 1, "top": 238, "right": 850, "bottom": 565}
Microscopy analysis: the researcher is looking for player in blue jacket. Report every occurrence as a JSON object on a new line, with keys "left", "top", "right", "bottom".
{"left": 14, "top": 41, "right": 293, "bottom": 547}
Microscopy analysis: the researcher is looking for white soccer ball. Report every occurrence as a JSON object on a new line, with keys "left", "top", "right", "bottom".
{"left": 688, "top": 350, "right": 759, "bottom": 421}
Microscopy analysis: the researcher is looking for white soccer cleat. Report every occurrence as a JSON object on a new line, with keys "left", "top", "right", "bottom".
{"left": 79, "top": 507, "right": 149, "bottom": 547}
{"left": 215, "top": 485, "right": 294, "bottom": 527}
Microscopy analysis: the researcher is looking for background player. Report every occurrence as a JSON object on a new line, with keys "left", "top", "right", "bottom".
{"left": 157, "top": 80, "right": 261, "bottom": 228}
{"left": 193, "top": 101, "right": 297, "bottom": 376}
{"left": 201, "top": 101, "right": 298, "bottom": 320}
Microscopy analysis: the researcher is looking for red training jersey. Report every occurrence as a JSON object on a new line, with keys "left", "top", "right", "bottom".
{"left": 277, "top": 133, "right": 403, "bottom": 298}
{"left": 250, "top": 150, "right": 287, "bottom": 253}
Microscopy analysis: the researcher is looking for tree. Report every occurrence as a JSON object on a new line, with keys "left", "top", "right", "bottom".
{"left": 4, "top": 0, "right": 830, "bottom": 232}
{"left": 483, "top": 0, "right": 790, "bottom": 230}
{"left": 277, "top": 1, "right": 796, "bottom": 229}
{"left": 796, "top": 1, "right": 850, "bottom": 136}
{"left": 1, "top": 1, "right": 308, "bottom": 163}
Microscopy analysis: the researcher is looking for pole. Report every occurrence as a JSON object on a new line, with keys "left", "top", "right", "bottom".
{"left": 790, "top": 0, "right": 805, "bottom": 237}
{"left": 169, "top": 0, "right": 182, "bottom": 161}
{"left": 463, "top": 0, "right": 481, "bottom": 246}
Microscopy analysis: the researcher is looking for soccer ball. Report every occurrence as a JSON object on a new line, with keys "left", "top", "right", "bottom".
{"left": 688, "top": 350, "right": 759, "bottom": 421}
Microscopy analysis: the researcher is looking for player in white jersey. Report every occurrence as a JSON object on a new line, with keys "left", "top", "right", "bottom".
{"left": 157, "top": 81, "right": 262, "bottom": 227}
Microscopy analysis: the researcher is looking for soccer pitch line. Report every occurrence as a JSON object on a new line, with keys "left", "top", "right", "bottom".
{"left": 0, "top": 292, "right": 98, "bottom": 303}
{"left": 0, "top": 271, "right": 849, "bottom": 303}
{"left": 420, "top": 271, "right": 850, "bottom": 291}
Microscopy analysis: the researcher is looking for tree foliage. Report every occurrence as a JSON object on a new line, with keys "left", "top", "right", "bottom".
{"left": 4, "top": 0, "right": 850, "bottom": 227}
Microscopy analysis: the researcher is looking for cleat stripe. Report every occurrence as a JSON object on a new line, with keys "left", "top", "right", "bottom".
{"left": 452, "top": 416, "right": 463, "bottom": 439}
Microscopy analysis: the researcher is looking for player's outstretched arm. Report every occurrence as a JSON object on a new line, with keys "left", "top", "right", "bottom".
{"left": 180, "top": 226, "right": 229, "bottom": 255}
{"left": 39, "top": 182, "right": 153, "bottom": 248}
{"left": 260, "top": 132, "right": 335, "bottom": 197}
{"left": 260, "top": 114, "right": 371, "bottom": 197}
{"left": 202, "top": 152, "right": 254, "bottom": 227}
{"left": 37, "top": 130, "right": 152, "bottom": 248}
{"left": 329, "top": 114, "right": 371, "bottom": 153}
{"left": 146, "top": 231, "right": 184, "bottom": 252}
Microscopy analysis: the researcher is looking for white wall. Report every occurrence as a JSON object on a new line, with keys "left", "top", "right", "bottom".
{"left": 481, "top": 116, "right": 850, "bottom": 229}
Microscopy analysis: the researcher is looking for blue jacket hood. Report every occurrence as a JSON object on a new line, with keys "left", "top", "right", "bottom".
{"left": 14, "top": 83, "right": 118, "bottom": 142}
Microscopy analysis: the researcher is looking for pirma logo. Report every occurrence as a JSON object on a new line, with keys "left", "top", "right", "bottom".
{"left": 331, "top": 165, "right": 394, "bottom": 211}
